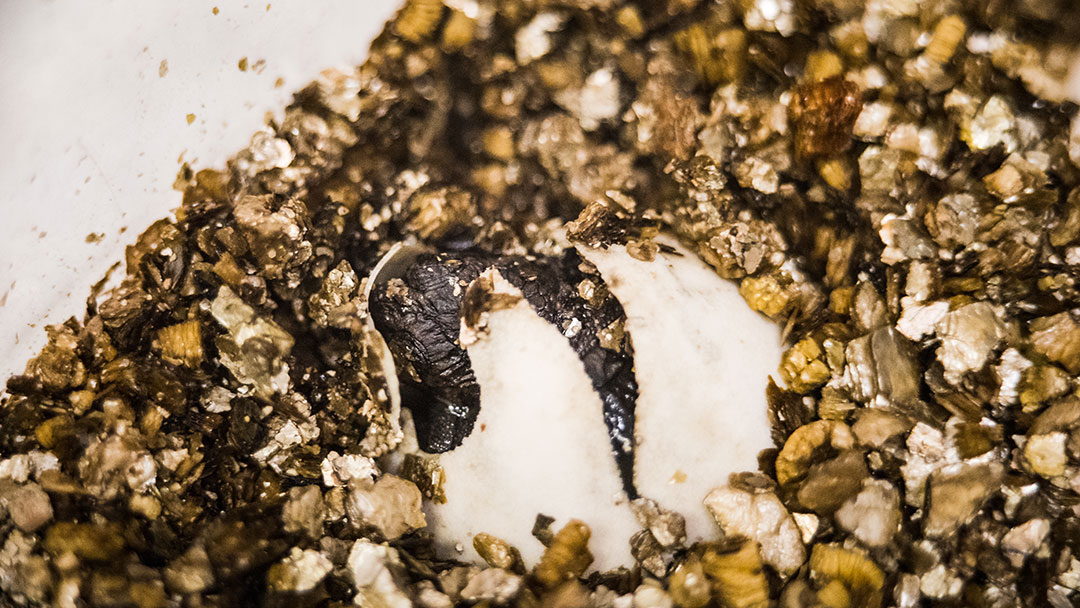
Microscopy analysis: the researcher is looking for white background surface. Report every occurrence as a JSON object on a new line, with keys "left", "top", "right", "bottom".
{"left": 0, "top": 0, "right": 400, "bottom": 380}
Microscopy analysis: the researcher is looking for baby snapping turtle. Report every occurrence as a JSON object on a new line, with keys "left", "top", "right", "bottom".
{"left": 369, "top": 247, "right": 640, "bottom": 495}
{"left": 365, "top": 236, "right": 781, "bottom": 570}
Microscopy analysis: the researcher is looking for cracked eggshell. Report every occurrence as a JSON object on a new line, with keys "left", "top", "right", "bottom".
{"left": 574, "top": 236, "right": 781, "bottom": 545}
{"left": 369, "top": 236, "right": 781, "bottom": 570}
{"left": 427, "top": 279, "right": 639, "bottom": 571}
{"left": 362, "top": 243, "right": 433, "bottom": 436}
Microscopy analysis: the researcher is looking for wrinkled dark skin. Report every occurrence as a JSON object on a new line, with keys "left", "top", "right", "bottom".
{"left": 369, "top": 249, "right": 640, "bottom": 496}
{"left": 370, "top": 253, "right": 489, "bottom": 455}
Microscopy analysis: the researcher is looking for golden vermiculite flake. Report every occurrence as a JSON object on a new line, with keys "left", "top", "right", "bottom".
{"left": 4, "top": 0, "right": 1080, "bottom": 604}
{"left": 394, "top": 0, "right": 444, "bottom": 43}
{"left": 156, "top": 320, "right": 203, "bottom": 368}
{"left": 533, "top": 520, "right": 594, "bottom": 588}
{"left": 699, "top": 540, "right": 770, "bottom": 608}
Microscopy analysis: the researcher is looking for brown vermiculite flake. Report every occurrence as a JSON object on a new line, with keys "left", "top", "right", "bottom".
{"left": 5, "top": 0, "right": 1080, "bottom": 605}
{"left": 534, "top": 520, "right": 594, "bottom": 588}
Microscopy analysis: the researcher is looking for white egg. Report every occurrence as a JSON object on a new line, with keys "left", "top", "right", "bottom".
{"left": 372, "top": 235, "right": 782, "bottom": 570}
